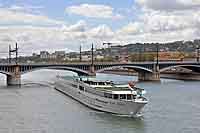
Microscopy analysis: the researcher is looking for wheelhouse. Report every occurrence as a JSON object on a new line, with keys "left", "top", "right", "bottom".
{"left": 103, "top": 91, "right": 137, "bottom": 101}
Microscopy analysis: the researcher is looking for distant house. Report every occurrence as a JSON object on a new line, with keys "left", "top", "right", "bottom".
{"left": 67, "top": 52, "right": 79, "bottom": 61}
{"left": 32, "top": 53, "right": 38, "bottom": 57}
{"left": 49, "top": 53, "right": 57, "bottom": 59}
{"left": 54, "top": 51, "right": 65, "bottom": 58}
{"left": 69, "top": 57, "right": 79, "bottom": 61}
{"left": 95, "top": 55, "right": 104, "bottom": 60}
{"left": 82, "top": 55, "right": 91, "bottom": 61}
{"left": 40, "top": 51, "right": 49, "bottom": 59}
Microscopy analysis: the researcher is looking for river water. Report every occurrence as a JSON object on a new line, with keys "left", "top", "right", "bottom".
{"left": 0, "top": 70, "right": 200, "bottom": 133}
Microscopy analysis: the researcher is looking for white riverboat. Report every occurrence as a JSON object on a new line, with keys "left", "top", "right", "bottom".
{"left": 55, "top": 76, "right": 148, "bottom": 116}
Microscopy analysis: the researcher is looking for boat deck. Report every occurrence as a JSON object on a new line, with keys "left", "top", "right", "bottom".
{"left": 95, "top": 87, "right": 131, "bottom": 91}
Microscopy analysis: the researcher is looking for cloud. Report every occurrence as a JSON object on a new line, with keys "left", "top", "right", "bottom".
{"left": 65, "top": 4, "right": 123, "bottom": 19}
{"left": 62, "top": 20, "right": 88, "bottom": 42}
{"left": 0, "top": 22, "right": 115, "bottom": 55}
{"left": 62, "top": 20, "right": 87, "bottom": 32}
{"left": 116, "top": 10, "right": 200, "bottom": 43}
{"left": 7, "top": 5, "right": 44, "bottom": 14}
{"left": 135, "top": 0, "right": 200, "bottom": 11}
{"left": 110, "top": 0, "right": 200, "bottom": 43}
{"left": 88, "top": 24, "right": 114, "bottom": 39}
{"left": 0, "top": 7, "right": 65, "bottom": 26}
{"left": 0, "top": 4, "right": 116, "bottom": 56}
{"left": 62, "top": 21, "right": 114, "bottom": 42}
{"left": 1, "top": 1, "right": 200, "bottom": 57}
{"left": 117, "top": 22, "right": 144, "bottom": 35}
{"left": 0, "top": 26, "right": 83, "bottom": 57}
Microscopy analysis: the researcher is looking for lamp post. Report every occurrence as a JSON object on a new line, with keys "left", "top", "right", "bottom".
{"left": 8, "top": 45, "right": 11, "bottom": 64}
{"left": 15, "top": 43, "right": 18, "bottom": 65}
{"left": 79, "top": 45, "right": 82, "bottom": 62}
{"left": 156, "top": 43, "right": 159, "bottom": 72}
{"left": 8, "top": 42, "right": 18, "bottom": 64}
{"left": 197, "top": 46, "right": 200, "bottom": 63}
{"left": 91, "top": 43, "right": 94, "bottom": 66}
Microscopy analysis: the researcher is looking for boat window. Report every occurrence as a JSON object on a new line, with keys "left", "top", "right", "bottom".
{"left": 71, "top": 84, "right": 77, "bottom": 88}
{"left": 127, "top": 94, "right": 132, "bottom": 100}
{"left": 113, "top": 94, "right": 119, "bottom": 99}
{"left": 108, "top": 94, "right": 112, "bottom": 98}
{"left": 104, "top": 93, "right": 112, "bottom": 98}
{"left": 120, "top": 94, "right": 126, "bottom": 99}
{"left": 79, "top": 86, "right": 84, "bottom": 91}
{"left": 99, "top": 82, "right": 104, "bottom": 85}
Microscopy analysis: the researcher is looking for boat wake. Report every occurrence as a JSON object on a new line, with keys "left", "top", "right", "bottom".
{"left": 90, "top": 110, "right": 144, "bottom": 118}
{"left": 113, "top": 113, "right": 144, "bottom": 118}
{"left": 22, "top": 81, "right": 54, "bottom": 88}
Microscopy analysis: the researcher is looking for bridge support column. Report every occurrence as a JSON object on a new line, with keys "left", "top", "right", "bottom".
{"left": 89, "top": 65, "right": 96, "bottom": 76}
{"left": 7, "top": 65, "right": 21, "bottom": 86}
{"left": 7, "top": 74, "right": 21, "bottom": 86}
{"left": 138, "top": 72, "right": 160, "bottom": 81}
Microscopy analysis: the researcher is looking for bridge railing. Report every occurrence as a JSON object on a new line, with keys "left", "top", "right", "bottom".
{"left": 0, "top": 61, "right": 199, "bottom": 66}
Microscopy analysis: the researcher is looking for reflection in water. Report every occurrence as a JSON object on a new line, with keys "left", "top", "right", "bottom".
{"left": 92, "top": 112, "right": 145, "bottom": 129}
{"left": 0, "top": 70, "right": 199, "bottom": 133}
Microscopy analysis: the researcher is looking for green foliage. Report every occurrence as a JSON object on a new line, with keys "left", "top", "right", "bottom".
{"left": 129, "top": 52, "right": 156, "bottom": 62}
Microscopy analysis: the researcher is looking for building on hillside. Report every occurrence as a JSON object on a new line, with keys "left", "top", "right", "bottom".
{"left": 32, "top": 53, "right": 38, "bottom": 57}
{"left": 82, "top": 55, "right": 91, "bottom": 61}
{"left": 40, "top": 51, "right": 49, "bottom": 59}
{"left": 95, "top": 55, "right": 104, "bottom": 60}
{"left": 119, "top": 47, "right": 129, "bottom": 62}
{"left": 54, "top": 51, "right": 65, "bottom": 58}
{"left": 49, "top": 53, "right": 57, "bottom": 59}
{"left": 67, "top": 52, "right": 79, "bottom": 61}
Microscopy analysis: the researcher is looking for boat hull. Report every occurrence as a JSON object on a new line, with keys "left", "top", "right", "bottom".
{"left": 55, "top": 79, "right": 147, "bottom": 116}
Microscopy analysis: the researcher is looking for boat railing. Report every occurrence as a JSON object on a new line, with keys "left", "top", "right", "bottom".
{"left": 64, "top": 78, "right": 147, "bottom": 102}
{"left": 77, "top": 81, "right": 105, "bottom": 97}
{"left": 136, "top": 96, "right": 148, "bottom": 102}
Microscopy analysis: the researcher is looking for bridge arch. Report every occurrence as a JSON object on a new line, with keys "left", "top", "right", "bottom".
{"left": 20, "top": 66, "right": 91, "bottom": 76}
{"left": 96, "top": 65, "right": 153, "bottom": 73}
{"left": 160, "top": 65, "right": 200, "bottom": 73}
{"left": 0, "top": 71, "right": 12, "bottom": 76}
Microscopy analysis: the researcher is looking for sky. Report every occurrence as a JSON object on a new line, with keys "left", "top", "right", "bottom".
{"left": 0, "top": 0, "right": 200, "bottom": 56}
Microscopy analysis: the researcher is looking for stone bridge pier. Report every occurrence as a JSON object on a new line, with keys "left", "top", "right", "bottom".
{"left": 7, "top": 65, "right": 21, "bottom": 86}
{"left": 89, "top": 65, "right": 96, "bottom": 76}
{"left": 138, "top": 71, "right": 160, "bottom": 81}
{"left": 138, "top": 64, "right": 160, "bottom": 81}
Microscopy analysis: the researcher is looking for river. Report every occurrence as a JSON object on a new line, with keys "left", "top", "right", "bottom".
{"left": 0, "top": 70, "right": 199, "bottom": 133}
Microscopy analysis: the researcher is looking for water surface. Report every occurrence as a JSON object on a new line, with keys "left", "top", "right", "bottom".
{"left": 0, "top": 70, "right": 199, "bottom": 133}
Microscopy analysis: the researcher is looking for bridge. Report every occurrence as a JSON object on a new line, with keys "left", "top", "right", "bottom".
{"left": 0, "top": 61, "right": 200, "bottom": 86}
